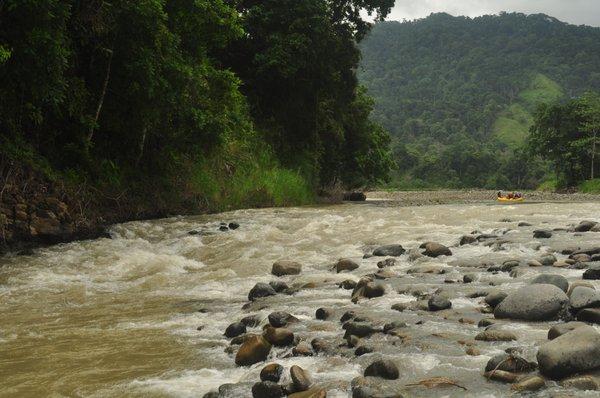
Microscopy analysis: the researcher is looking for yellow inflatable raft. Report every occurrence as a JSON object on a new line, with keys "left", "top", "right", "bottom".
{"left": 497, "top": 197, "right": 524, "bottom": 203}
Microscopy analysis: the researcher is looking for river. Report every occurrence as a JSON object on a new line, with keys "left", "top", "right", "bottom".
{"left": 1, "top": 198, "right": 599, "bottom": 397}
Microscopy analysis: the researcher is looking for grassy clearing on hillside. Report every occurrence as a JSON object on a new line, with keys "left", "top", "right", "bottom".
{"left": 519, "top": 74, "right": 564, "bottom": 108}
{"left": 492, "top": 103, "right": 533, "bottom": 147}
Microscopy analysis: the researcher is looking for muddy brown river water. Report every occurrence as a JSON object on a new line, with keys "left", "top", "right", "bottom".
{"left": 0, "top": 197, "right": 599, "bottom": 397}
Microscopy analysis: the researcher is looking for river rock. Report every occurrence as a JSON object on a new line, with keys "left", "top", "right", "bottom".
{"left": 500, "top": 260, "right": 520, "bottom": 272}
{"left": 292, "top": 342, "right": 313, "bottom": 357}
{"left": 235, "top": 335, "right": 272, "bottom": 366}
{"left": 494, "top": 284, "right": 569, "bottom": 321}
{"left": 460, "top": 235, "right": 477, "bottom": 245}
{"left": 339, "top": 279, "right": 357, "bottom": 290}
{"left": 248, "top": 283, "right": 277, "bottom": 301}
{"left": 343, "top": 321, "right": 381, "bottom": 338}
{"left": 560, "top": 375, "right": 600, "bottom": 390}
{"left": 225, "top": 322, "right": 247, "bottom": 338}
{"left": 315, "top": 307, "right": 333, "bottom": 320}
{"left": 539, "top": 254, "right": 557, "bottom": 266}
{"left": 548, "top": 322, "right": 587, "bottom": 340}
{"left": 377, "top": 258, "right": 396, "bottom": 268}
{"left": 260, "top": 363, "right": 284, "bottom": 382}
{"left": 288, "top": 388, "right": 327, "bottom": 398}
{"left": 485, "top": 353, "right": 537, "bottom": 373}
{"left": 336, "top": 258, "right": 359, "bottom": 273}
{"left": 485, "top": 290, "right": 508, "bottom": 308}
{"left": 364, "top": 359, "right": 399, "bottom": 380}
{"left": 583, "top": 264, "right": 600, "bottom": 280}
{"left": 263, "top": 327, "right": 294, "bottom": 347}
{"left": 407, "top": 264, "right": 446, "bottom": 274}
{"left": 373, "top": 244, "right": 405, "bottom": 257}
{"left": 567, "top": 281, "right": 595, "bottom": 296}
{"left": 240, "top": 315, "right": 262, "bottom": 328}
{"left": 527, "top": 259, "right": 543, "bottom": 267}
{"left": 531, "top": 274, "right": 569, "bottom": 292}
{"left": 290, "top": 365, "right": 311, "bottom": 392}
{"left": 475, "top": 330, "right": 517, "bottom": 341}
{"left": 268, "top": 281, "right": 289, "bottom": 293}
{"left": 428, "top": 295, "right": 452, "bottom": 311}
{"left": 533, "top": 229, "right": 552, "bottom": 239}
{"left": 421, "top": 242, "right": 452, "bottom": 257}
{"left": 252, "top": 381, "right": 285, "bottom": 398}
{"left": 484, "top": 370, "right": 519, "bottom": 383}
{"left": 271, "top": 260, "right": 302, "bottom": 276}
{"left": 478, "top": 318, "right": 495, "bottom": 327}
{"left": 355, "top": 345, "right": 374, "bottom": 356}
{"left": 518, "top": 222, "right": 532, "bottom": 227}
{"left": 574, "top": 221, "right": 598, "bottom": 232}
{"left": 463, "top": 273, "right": 477, "bottom": 283}
{"left": 511, "top": 376, "right": 545, "bottom": 392}
{"left": 572, "top": 253, "right": 592, "bottom": 262}
{"left": 537, "top": 325, "right": 600, "bottom": 379}
{"left": 577, "top": 308, "right": 600, "bottom": 324}
{"left": 268, "top": 311, "right": 298, "bottom": 328}
{"left": 570, "top": 286, "right": 600, "bottom": 310}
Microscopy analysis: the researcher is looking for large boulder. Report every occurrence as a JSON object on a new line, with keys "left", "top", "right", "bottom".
{"left": 428, "top": 295, "right": 452, "bottom": 311}
{"left": 421, "top": 242, "right": 452, "bottom": 257}
{"left": 373, "top": 244, "right": 405, "bottom": 257}
{"left": 485, "top": 290, "right": 508, "bottom": 308}
{"left": 271, "top": 260, "right": 302, "bottom": 276}
{"left": 235, "top": 336, "right": 272, "bottom": 366}
{"left": 494, "top": 284, "right": 569, "bottom": 321}
{"left": 531, "top": 274, "right": 569, "bottom": 292}
{"left": 577, "top": 308, "right": 600, "bottom": 324}
{"left": 364, "top": 359, "right": 399, "bottom": 380}
{"left": 263, "top": 327, "right": 294, "bottom": 347}
{"left": 548, "top": 322, "right": 587, "bottom": 340}
{"left": 537, "top": 325, "right": 600, "bottom": 379}
{"left": 534, "top": 229, "right": 552, "bottom": 239}
{"left": 574, "top": 221, "right": 598, "bottom": 232}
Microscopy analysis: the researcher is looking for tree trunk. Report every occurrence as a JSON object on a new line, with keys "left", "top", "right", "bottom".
{"left": 88, "top": 48, "right": 114, "bottom": 143}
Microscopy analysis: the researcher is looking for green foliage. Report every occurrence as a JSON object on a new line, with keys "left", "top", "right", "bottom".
{"left": 0, "top": 0, "right": 393, "bottom": 214}
{"left": 359, "top": 12, "right": 600, "bottom": 188}
{"left": 537, "top": 178, "right": 558, "bottom": 192}
{"left": 579, "top": 178, "right": 600, "bottom": 193}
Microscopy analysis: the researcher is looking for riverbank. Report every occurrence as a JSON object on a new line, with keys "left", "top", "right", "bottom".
{"left": 367, "top": 190, "right": 600, "bottom": 206}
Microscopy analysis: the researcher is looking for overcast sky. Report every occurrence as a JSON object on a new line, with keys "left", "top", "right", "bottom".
{"left": 388, "top": 0, "right": 600, "bottom": 27}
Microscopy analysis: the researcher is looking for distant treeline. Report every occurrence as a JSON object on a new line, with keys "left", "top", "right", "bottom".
{"left": 359, "top": 12, "right": 600, "bottom": 189}
{"left": 0, "top": 0, "right": 394, "bottom": 215}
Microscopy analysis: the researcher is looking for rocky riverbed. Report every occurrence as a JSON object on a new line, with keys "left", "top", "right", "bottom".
{"left": 0, "top": 198, "right": 599, "bottom": 397}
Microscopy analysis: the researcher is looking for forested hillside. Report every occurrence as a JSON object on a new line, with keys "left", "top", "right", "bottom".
{"left": 359, "top": 12, "right": 600, "bottom": 188}
{"left": 0, "top": 0, "right": 394, "bottom": 246}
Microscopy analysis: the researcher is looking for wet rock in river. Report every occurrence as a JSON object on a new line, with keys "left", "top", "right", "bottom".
{"left": 577, "top": 308, "right": 600, "bottom": 324}
{"left": 315, "top": 307, "right": 333, "bottom": 320}
{"left": 260, "top": 363, "right": 284, "bottom": 382}
{"left": 510, "top": 376, "right": 545, "bottom": 392}
{"left": 533, "top": 229, "right": 552, "bottom": 239}
{"left": 292, "top": 342, "right": 313, "bottom": 357}
{"left": 548, "top": 322, "right": 587, "bottom": 340}
{"left": 475, "top": 330, "right": 517, "bottom": 342}
{"left": 539, "top": 254, "right": 557, "bottom": 266}
{"left": 406, "top": 264, "right": 446, "bottom": 274}
{"left": 339, "top": 279, "right": 357, "bottom": 290}
{"left": 288, "top": 387, "right": 327, "bottom": 398}
{"left": 252, "top": 381, "right": 285, "bottom": 398}
{"left": 463, "top": 273, "right": 477, "bottom": 283}
{"left": 352, "top": 280, "right": 385, "bottom": 303}
{"left": 268, "top": 311, "right": 298, "bottom": 328}
{"left": 500, "top": 260, "right": 520, "bottom": 272}
{"left": 421, "top": 242, "right": 452, "bottom": 257}
{"left": 484, "top": 290, "right": 508, "bottom": 308}
{"left": 531, "top": 274, "right": 569, "bottom": 292}
{"left": 383, "top": 321, "right": 407, "bottom": 334}
{"left": 373, "top": 244, "right": 405, "bottom": 257}
{"left": 583, "top": 264, "right": 600, "bottom": 279}
{"left": 478, "top": 318, "right": 495, "bottom": 328}
{"left": 269, "top": 281, "right": 289, "bottom": 293}
{"left": 376, "top": 258, "right": 396, "bottom": 268}
{"left": 228, "top": 222, "right": 240, "bottom": 230}
{"left": 571, "top": 253, "right": 592, "bottom": 262}
{"left": 518, "top": 222, "right": 532, "bottom": 227}
{"left": 355, "top": 345, "right": 374, "bottom": 356}
{"left": 343, "top": 321, "right": 381, "bottom": 338}
{"left": 290, "top": 365, "right": 312, "bottom": 392}
{"left": 263, "top": 326, "right": 294, "bottom": 347}
{"left": 271, "top": 260, "right": 302, "bottom": 276}
{"left": 537, "top": 325, "right": 600, "bottom": 379}
{"left": 248, "top": 283, "right": 277, "bottom": 301}
{"left": 364, "top": 359, "right": 400, "bottom": 380}
{"left": 459, "top": 235, "right": 477, "bottom": 245}
{"left": 494, "top": 284, "right": 569, "bottom": 321}
{"left": 335, "top": 258, "right": 359, "bottom": 273}
{"left": 428, "top": 295, "right": 452, "bottom": 311}
{"left": 569, "top": 286, "right": 600, "bottom": 311}
{"left": 484, "top": 370, "right": 519, "bottom": 383}
{"left": 224, "top": 322, "right": 247, "bottom": 338}
{"left": 527, "top": 259, "right": 543, "bottom": 267}
{"left": 241, "top": 314, "right": 262, "bottom": 328}
{"left": 574, "top": 220, "right": 598, "bottom": 232}
{"left": 559, "top": 375, "right": 600, "bottom": 390}
{"left": 310, "top": 338, "right": 329, "bottom": 353}
{"left": 485, "top": 353, "right": 537, "bottom": 373}
{"left": 235, "top": 335, "right": 272, "bottom": 366}
{"left": 340, "top": 310, "right": 357, "bottom": 323}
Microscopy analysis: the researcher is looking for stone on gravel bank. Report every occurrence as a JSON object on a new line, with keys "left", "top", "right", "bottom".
{"left": 372, "top": 244, "right": 405, "bottom": 257}
{"left": 583, "top": 264, "right": 600, "bottom": 280}
{"left": 271, "top": 260, "right": 302, "bottom": 276}
{"left": 336, "top": 258, "right": 359, "bottom": 273}
{"left": 569, "top": 286, "right": 600, "bottom": 310}
{"left": 494, "top": 284, "right": 569, "bottom": 321}
{"left": 531, "top": 274, "right": 569, "bottom": 292}
{"left": 537, "top": 325, "right": 600, "bottom": 379}
{"left": 577, "top": 308, "right": 600, "bottom": 324}
{"left": 548, "top": 322, "right": 587, "bottom": 340}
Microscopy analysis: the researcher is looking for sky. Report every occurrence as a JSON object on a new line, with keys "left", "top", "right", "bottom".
{"left": 388, "top": 0, "right": 600, "bottom": 27}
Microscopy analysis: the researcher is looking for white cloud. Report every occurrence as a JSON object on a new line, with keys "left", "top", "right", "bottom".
{"left": 388, "top": 0, "right": 600, "bottom": 27}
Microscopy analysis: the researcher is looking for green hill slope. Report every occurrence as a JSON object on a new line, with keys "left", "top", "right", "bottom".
{"left": 359, "top": 12, "right": 600, "bottom": 188}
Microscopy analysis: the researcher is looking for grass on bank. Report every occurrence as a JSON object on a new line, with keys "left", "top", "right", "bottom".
{"left": 579, "top": 179, "right": 600, "bottom": 194}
